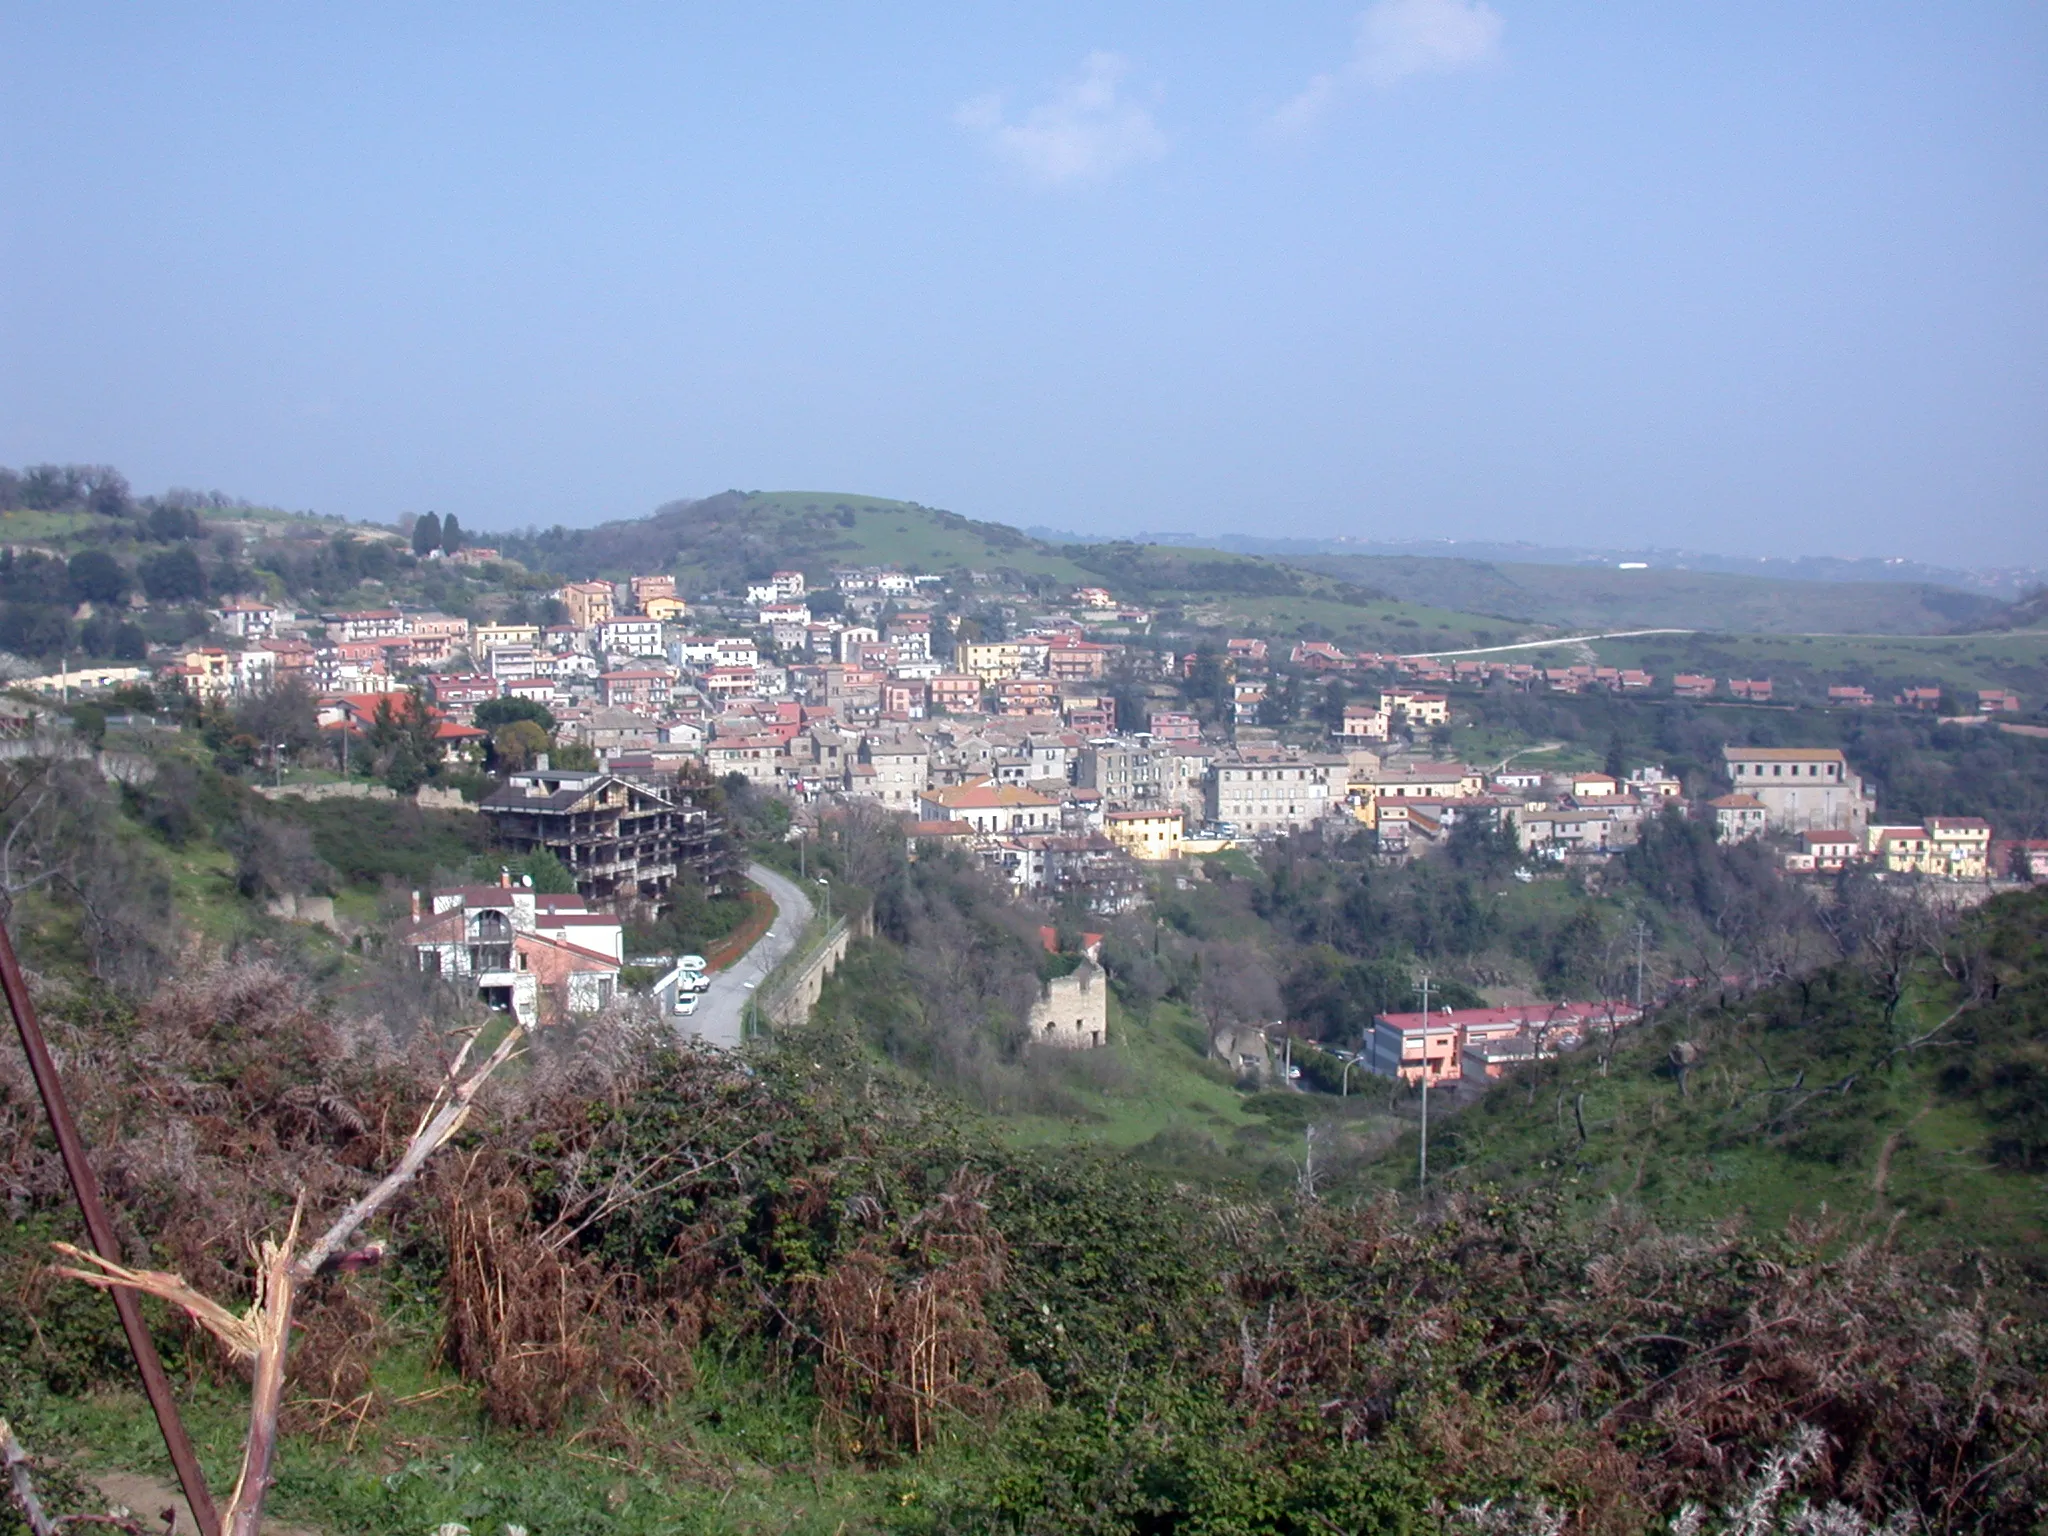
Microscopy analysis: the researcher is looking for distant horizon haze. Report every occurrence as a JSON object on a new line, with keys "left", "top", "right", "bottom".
{"left": 2, "top": 4, "right": 2043, "bottom": 564}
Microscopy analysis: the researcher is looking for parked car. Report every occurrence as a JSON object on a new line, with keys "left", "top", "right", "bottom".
{"left": 675, "top": 993, "right": 699, "bottom": 1017}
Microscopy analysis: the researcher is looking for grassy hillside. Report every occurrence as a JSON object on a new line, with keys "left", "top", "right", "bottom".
{"left": 496, "top": 491, "right": 1528, "bottom": 646}
{"left": 1576, "top": 630, "right": 2048, "bottom": 698}
{"left": 1383, "top": 887, "right": 2048, "bottom": 1274}
{"left": 1288, "top": 552, "right": 2008, "bottom": 635}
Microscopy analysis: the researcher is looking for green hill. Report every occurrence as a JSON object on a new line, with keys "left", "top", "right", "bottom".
{"left": 1284, "top": 551, "right": 2010, "bottom": 636}
{"left": 497, "top": 491, "right": 1532, "bottom": 649}
{"left": 1384, "top": 886, "right": 2048, "bottom": 1276}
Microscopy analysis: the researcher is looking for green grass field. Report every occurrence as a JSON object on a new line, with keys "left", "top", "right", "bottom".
{"left": 1290, "top": 552, "right": 2011, "bottom": 636}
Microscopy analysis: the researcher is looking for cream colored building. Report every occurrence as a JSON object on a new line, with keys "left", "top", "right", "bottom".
{"left": 1206, "top": 755, "right": 1346, "bottom": 835}
{"left": 556, "top": 581, "right": 616, "bottom": 629}
{"left": 1104, "top": 807, "right": 1184, "bottom": 861}
{"left": 958, "top": 641, "right": 1027, "bottom": 684}
{"left": 474, "top": 622, "right": 542, "bottom": 652}
{"left": 1721, "top": 746, "right": 1874, "bottom": 834}
{"left": 1386, "top": 688, "right": 1450, "bottom": 727}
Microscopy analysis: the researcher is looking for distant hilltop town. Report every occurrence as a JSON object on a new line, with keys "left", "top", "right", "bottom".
{"left": 18, "top": 551, "right": 2042, "bottom": 905}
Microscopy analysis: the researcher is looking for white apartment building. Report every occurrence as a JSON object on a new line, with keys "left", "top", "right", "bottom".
{"left": 1206, "top": 755, "right": 1346, "bottom": 835}
{"left": 596, "top": 617, "right": 667, "bottom": 658}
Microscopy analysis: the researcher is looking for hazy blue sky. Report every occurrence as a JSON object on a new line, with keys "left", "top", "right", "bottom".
{"left": 3, "top": 3, "right": 2044, "bottom": 561}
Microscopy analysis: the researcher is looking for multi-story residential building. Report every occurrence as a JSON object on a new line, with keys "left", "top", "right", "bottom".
{"left": 425, "top": 673, "right": 500, "bottom": 709}
{"left": 596, "top": 617, "right": 667, "bottom": 658}
{"left": 1047, "top": 639, "right": 1112, "bottom": 682}
{"left": 399, "top": 879, "right": 623, "bottom": 1030}
{"left": 556, "top": 581, "right": 616, "bottom": 629}
{"left": 325, "top": 608, "right": 406, "bottom": 642}
{"left": 629, "top": 574, "right": 677, "bottom": 609}
{"left": 474, "top": 622, "right": 541, "bottom": 653}
{"left": 1709, "top": 793, "right": 1768, "bottom": 842}
{"left": 916, "top": 780, "right": 1060, "bottom": 836}
{"left": 1104, "top": 807, "right": 1184, "bottom": 861}
{"left": 1980, "top": 690, "right": 2022, "bottom": 714}
{"left": 958, "top": 641, "right": 1027, "bottom": 683}
{"left": 1385, "top": 688, "right": 1450, "bottom": 727}
{"left": 215, "top": 599, "right": 282, "bottom": 639}
{"left": 1339, "top": 702, "right": 1391, "bottom": 741}
{"left": 405, "top": 614, "right": 472, "bottom": 665}
{"left": 599, "top": 668, "right": 675, "bottom": 710}
{"left": 1366, "top": 1002, "right": 1640, "bottom": 1085}
{"left": 885, "top": 611, "right": 933, "bottom": 662}
{"left": 487, "top": 643, "right": 539, "bottom": 682}
{"left": 996, "top": 677, "right": 1058, "bottom": 716}
{"left": 1514, "top": 805, "right": 1627, "bottom": 855}
{"left": 1727, "top": 678, "right": 1773, "bottom": 702}
{"left": 1674, "top": 674, "right": 1716, "bottom": 699}
{"left": 1926, "top": 817, "right": 1992, "bottom": 877}
{"left": 857, "top": 735, "right": 930, "bottom": 809}
{"left": 1368, "top": 761, "right": 1485, "bottom": 801}
{"left": 642, "top": 595, "right": 687, "bottom": 622}
{"left": 882, "top": 679, "right": 928, "bottom": 719}
{"left": 480, "top": 764, "right": 726, "bottom": 901}
{"left": 713, "top": 636, "right": 760, "bottom": 670}
{"left": 929, "top": 672, "right": 984, "bottom": 714}
{"left": 705, "top": 735, "right": 786, "bottom": 786}
{"left": 1721, "top": 746, "right": 1873, "bottom": 834}
{"left": 1077, "top": 740, "right": 1168, "bottom": 808}
{"left": 1147, "top": 711, "right": 1201, "bottom": 743}
{"left": 1206, "top": 754, "right": 1345, "bottom": 835}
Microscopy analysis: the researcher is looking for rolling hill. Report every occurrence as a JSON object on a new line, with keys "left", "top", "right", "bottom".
{"left": 1374, "top": 886, "right": 2048, "bottom": 1275}
{"left": 1279, "top": 552, "right": 2012, "bottom": 636}
{"left": 494, "top": 491, "right": 1535, "bottom": 650}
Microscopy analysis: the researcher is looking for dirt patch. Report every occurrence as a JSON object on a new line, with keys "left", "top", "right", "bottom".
{"left": 92, "top": 1470, "right": 324, "bottom": 1536}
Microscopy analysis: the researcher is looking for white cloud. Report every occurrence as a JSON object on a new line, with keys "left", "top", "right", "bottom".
{"left": 1273, "top": 0, "right": 1504, "bottom": 133}
{"left": 956, "top": 52, "right": 1168, "bottom": 187}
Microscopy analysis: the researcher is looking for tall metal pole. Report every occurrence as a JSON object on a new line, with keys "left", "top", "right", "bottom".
{"left": 1414, "top": 972, "right": 1433, "bottom": 1196}
{"left": 0, "top": 917, "right": 220, "bottom": 1536}
{"left": 1633, "top": 920, "right": 1648, "bottom": 1010}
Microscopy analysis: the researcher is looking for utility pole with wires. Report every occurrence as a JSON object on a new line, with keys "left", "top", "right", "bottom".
{"left": 1415, "top": 971, "right": 1433, "bottom": 1195}
{"left": 1633, "top": 920, "right": 1650, "bottom": 1010}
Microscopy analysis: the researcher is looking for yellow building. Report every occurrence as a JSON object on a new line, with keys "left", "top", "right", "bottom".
{"left": 1386, "top": 688, "right": 1450, "bottom": 727}
{"left": 642, "top": 594, "right": 687, "bottom": 622}
{"left": 1104, "top": 807, "right": 1185, "bottom": 861}
{"left": 556, "top": 580, "right": 616, "bottom": 629}
{"left": 473, "top": 622, "right": 541, "bottom": 651}
{"left": 958, "top": 641, "right": 1026, "bottom": 684}
{"left": 1925, "top": 817, "right": 1991, "bottom": 879}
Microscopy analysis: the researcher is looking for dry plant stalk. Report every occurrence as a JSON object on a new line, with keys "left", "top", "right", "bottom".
{"left": 53, "top": 1023, "right": 521, "bottom": 1536}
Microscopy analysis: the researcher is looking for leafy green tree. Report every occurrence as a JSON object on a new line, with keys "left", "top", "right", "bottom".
{"left": 518, "top": 850, "right": 577, "bottom": 893}
{"left": 139, "top": 546, "right": 207, "bottom": 602}
{"left": 411, "top": 511, "right": 443, "bottom": 557}
{"left": 491, "top": 719, "right": 550, "bottom": 771}
{"left": 475, "top": 696, "right": 555, "bottom": 734}
{"left": 147, "top": 503, "right": 202, "bottom": 541}
{"left": 67, "top": 550, "right": 129, "bottom": 606}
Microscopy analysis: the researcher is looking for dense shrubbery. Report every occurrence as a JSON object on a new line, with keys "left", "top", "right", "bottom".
{"left": 5, "top": 941, "right": 2042, "bottom": 1531}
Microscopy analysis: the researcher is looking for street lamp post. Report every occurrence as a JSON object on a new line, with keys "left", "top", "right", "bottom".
{"left": 816, "top": 875, "right": 831, "bottom": 926}
{"left": 274, "top": 742, "right": 287, "bottom": 789}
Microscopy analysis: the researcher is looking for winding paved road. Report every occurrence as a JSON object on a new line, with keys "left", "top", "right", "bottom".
{"left": 680, "top": 861, "right": 814, "bottom": 1050}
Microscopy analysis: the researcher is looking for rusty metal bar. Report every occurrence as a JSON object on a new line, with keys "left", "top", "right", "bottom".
{"left": 0, "top": 916, "right": 221, "bottom": 1536}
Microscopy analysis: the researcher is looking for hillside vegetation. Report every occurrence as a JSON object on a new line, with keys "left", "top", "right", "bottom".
{"left": 1287, "top": 553, "right": 2010, "bottom": 637}
{"left": 1390, "top": 887, "right": 2048, "bottom": 1275}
